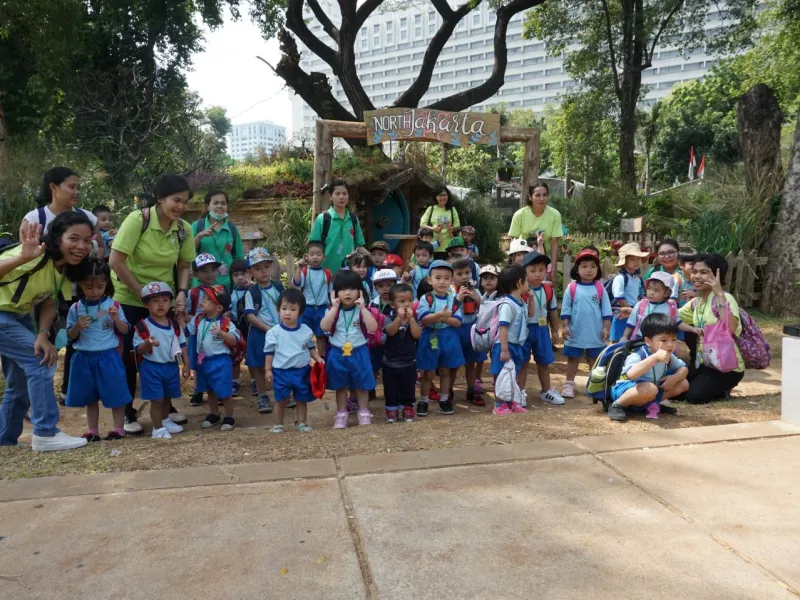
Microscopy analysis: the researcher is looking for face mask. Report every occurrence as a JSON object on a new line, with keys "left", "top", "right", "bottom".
{"left": 210, "top": 211, "right": 227, "bottom": 221}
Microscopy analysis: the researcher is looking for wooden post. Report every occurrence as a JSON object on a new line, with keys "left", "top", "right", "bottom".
{"left": 735, "top": 250, "right": 747, "bottom": 304}
{"left": 284, "top": 254, "right": 296, "bottom": 288}
{"left": 744, "top": 250, "right": 758, "bottom": 307}
{"left": 313, "top": 121, "right": 333, "bottom": 220}
{"left": 724, "top": 252, "right": 736, "bottom": 290}
{"left": 562, "top": 254, "right": 572, "bottom": 290}
{"left": 520, "top": 131, "right": 541, "bottom": 209}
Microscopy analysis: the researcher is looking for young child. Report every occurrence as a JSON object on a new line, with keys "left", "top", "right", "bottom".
{"left": 520, "top": 252, "right": 563, "bottom": 404}
{"left": 383, "top": 254, "right": 404, "bottom": 280}
{"left": 264, "top": 289, "right": 324, "bottom": 433}
{"left": 461, "top": 225, "right": 479, "bottom": 260}
{"left": 369, "top": 241, "right": 389, "bottom": 279}
{"left": 416, "top": 259, "right": 465, "bottom": 417}
{"left": 188, "top": 252, "right": 220, "bottom": 406}
{"left": 382, "top": 282, "right": 421, "bottom": 423}
{"left": 561, "top": 247, "right": 612, "bottom": 397}
{"left": 292, "top": 241, "right": 332, "bottom": 356}
{"left": 490, "top": 265, "right": 529, "bottom": 415}
{"left": 320, "top": 270, "right": 378, "bottom": 428}
{"left": 506, "top": 238, "right": 531, "bottom": 266}
{"left": 620, "top": 272, "right": 679, "bottom": 341}
{"left": 405, "top": 241, "right": 434, "bottom": 299}
{"left": 609, "top": 243, "right": 650, "bottom": 342}
{"left": 474, "top": 264, "right": 500, "bottom": 393}
{"left": 677, "top": 251, "right": 697, "bottom": 307}
{"left": 229, "top": 259, "right": 253, "bottom": 398}
{"left": 133, "top": 282, "right": 191, "bottom": 439}
{"left": 92, "top": 205, "right": 115, "bottom": 259}
{"left": 348, "top": 251, "right": 377, "bottom": 302}
{"left": 417, "top": 227, "right": 439, "bottom": 250}
{"left": 369, "top": 268, "right": 396, "bottom": 378}
{"left": 187, "top": 285, "right": 241, "bottom": 430}
{"left": 65, "top": 259, "right": 131, "bottom": 441}
{"left": 608, "top": 313, "right": 689, "bottom": 421}
{"left": 447, "top": 236, "right": 479, "bottom": 282}
{"left": 244, "top": 248, "right": 281, "bottom": 414}
{"left": 450, "top": 258, "right": 484, "bottom": 405}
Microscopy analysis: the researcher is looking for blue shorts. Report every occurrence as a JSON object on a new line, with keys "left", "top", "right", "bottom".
{"left": 563, "top": 345, "right": 605, "bottom": 360}
{"left": 195, "top": 354, "right": 233, "bottom": 399}
{"left": 369, "top": 346, "right": 384, "bottom": 373}
{"left": 610, "top": 317, "right": 628, "bottom": 343}
{"left": 66, "top": 349, "right": 131, "bottom": 409}
{"left": 457, "top": 321, "right": 481, "bottom": 364}
{"left": 301, "top": 305, "right": 328, "bottom": 338}
{"left": 187, "top": 329, "right": 197, "bottom": 369}
{"left": 611, "top": 379, "right": 665, "bottom": 403}
{"left": 273, "top": 366, "right": 314, "bottom": 402}
{"left": 490, "top": 342, "right": 525, "bottom": 375}
{"left": 245, "top": 328, "right": 267, "bottom": 368}
{"left": 139, "top": 359, "right": 182, "bottom": 401}
{"left": 326, "top": 344, "right": 376, "bottom": 391}
{"left": 522, "top": 324, "right": 555, "bottom": 366}
{"left": 417, "top": 327, "right": 465, "bottom": 371}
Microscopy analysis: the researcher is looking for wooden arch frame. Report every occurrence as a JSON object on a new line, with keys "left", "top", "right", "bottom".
{"left": 312, "top": 118, "right": 541, "bottom": 217}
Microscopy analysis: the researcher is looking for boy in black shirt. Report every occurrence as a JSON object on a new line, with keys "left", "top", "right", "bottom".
{"left": 383, "top": 283, "right": 421, "bottom": 423}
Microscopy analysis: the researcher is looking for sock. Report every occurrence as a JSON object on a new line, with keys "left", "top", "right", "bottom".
{"left": 439, "top": 394, "right": 449, "bottom": 403}
{"left": 421, "top": 396, "right": 429, "bottom": 404}
{"left": 88, "top": 428, "right": 99, "bottom": 436}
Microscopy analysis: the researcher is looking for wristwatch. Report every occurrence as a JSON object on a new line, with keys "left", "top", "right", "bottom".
{"left": 177, "top": 288, "right": 189, "bottom": 296}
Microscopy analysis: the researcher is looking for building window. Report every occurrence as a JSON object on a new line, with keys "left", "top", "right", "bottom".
{"left": 428, "top": 12, "right": 436, "bottom": 35}
{"left": 545, "top": 81, "right": 560, "bottom": 89}
{"left": 360, "top": 27, "right": 368, "bottom": 50}
{"left": 415, "top": 26, "right": 422, "bottom": 38}
{"left": 472, "top": 12, "right": 481, "bottom": 26}
{"left": 545, "top": 67, "right": 560, "bottom": 76}
{"left": 489, "top": 12, "right": 496, "bottom": 23}
{"left": 457, "top": 18, "right": 466, "bottom": 30}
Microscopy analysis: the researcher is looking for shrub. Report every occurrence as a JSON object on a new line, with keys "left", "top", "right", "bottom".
{"left": 454, "top": 191, "right": 506, "bottom": 264}
{"left": 262, "top": 199, "right": 313, "bottom": 259}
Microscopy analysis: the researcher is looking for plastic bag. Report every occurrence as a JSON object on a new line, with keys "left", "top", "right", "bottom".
{"left": 495, "top": 360, "right": 523, "bottom": 404}
{"left": 701, "top": 303, "right": 739, "bottom": 373}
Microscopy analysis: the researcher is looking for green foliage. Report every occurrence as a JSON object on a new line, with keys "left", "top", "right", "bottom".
{"left": 549, "top": 186, "right": 643, "bottom": 234}
{"left": 428, "top": 145, "right": 499, "bottom": 193}
{"left": 453, "top": 192, "right": 506, "bottom": 264}
{"left": 262, "top": 200, "right": 313, "bottom": 259}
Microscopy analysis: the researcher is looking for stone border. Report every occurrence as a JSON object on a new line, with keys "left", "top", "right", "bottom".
{"left": 2, "top": 421, "right": 799, "bottom": 503}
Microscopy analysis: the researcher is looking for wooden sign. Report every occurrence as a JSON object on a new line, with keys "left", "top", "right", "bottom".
{"left": 620, "top": 217, "right": 644, "bottom": 233}
{"left": 364, "top": 108, "right": 501, "bottom": 147}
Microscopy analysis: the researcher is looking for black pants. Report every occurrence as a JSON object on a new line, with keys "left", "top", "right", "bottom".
{"left": 687, "top": 365, "right": 744, "bottom": 404}
{"left": 120, "top": 304, "right": 153, "bottom": 421}
{"left": 683, "top": 331, "right": 699, "bottom": 375}
{"left": 382, "top": 364, "right": 416, "bottom": 408}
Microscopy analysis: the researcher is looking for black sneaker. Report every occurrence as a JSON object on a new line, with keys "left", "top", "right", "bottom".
{"left": 439, "top": 400, "right": 454, "bottom": 415}
{"left": 416, "top": 400, "right": 429, "bottom": 417}
{"left": 221, "top": 416, "right": 235, "bottom": 431}
{"left": 105, "top": 431, "right": 124, "bottom": 441}
{"left": 168, "top": 408, "right": 188, "bottom": 425}
{"left": 660, "top": 404, "right": 679, "bottom": 415}
{"left": 257, "top": 396, "right": 273, "bottom": 414}
{"left": 202, "top": 413, "right": 221, "bottom": 429}
{"left": 82, "top": 432, "right": 101, "bottom": 443}
{"left": 608, "top": 404, "right": 627, "bottom": 422}
{"left": 189, "top": 392, "right": 204, "bottom": 407}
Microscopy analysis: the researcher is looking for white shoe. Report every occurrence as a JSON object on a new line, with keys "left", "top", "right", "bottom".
{"left": 520, "top": 389, "right": 528, "bottom": 408}
{"left": 562, "top": 381, "right": 576, "bottom": 399}
{"left": 152, "top": 427, "right": 172, "bottom": 439}
{"left": 168, "top": 411, "right": 188, "bottom": 425}
{"left": 124, "top": 419, "right": 144, "bottom": 434}
{"left": 31, "top": 431, "right": 89, "bottom": 452}
{"left": 540, "top": 389, "right": 565, "bottom": 405}
{"left": 162, "top": 418, "right": 184, "bottom": 434}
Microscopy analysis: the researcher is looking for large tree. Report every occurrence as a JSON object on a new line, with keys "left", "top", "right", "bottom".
{"left": 524, "top": 0, "right": 758, "bottom": 192}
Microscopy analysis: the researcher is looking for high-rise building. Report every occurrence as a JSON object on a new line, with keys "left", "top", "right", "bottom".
{"left": 292, "top": 1, "right": 728, "bottom": 138}
{"left": 227, "top": 121, "right": 287, "bottom": 160}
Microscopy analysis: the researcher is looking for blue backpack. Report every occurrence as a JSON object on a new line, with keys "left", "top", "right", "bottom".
{"left": 586, "top": 340, "right": 645, "bottom": 411}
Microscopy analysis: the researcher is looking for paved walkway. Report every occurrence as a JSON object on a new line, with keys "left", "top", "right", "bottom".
{"left": 1, "top": 421, "right": 799, "bottom": 600}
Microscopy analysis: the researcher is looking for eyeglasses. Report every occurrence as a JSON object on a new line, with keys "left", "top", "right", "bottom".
{"left": 658, "top": 250, "right": 677, "bottom": 257}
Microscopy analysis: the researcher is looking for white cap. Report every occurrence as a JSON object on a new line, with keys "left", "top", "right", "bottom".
{"left": 372, "top": 268, "right": 398, "bottom": 283}
{"left": 507, "top": 238, "right": 530, "bottom": 255}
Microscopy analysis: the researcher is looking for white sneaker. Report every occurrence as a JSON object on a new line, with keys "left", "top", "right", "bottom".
{"left": 152, "top": 427, "right": 172, "bottom": 439}
{"left": 562, "top": 381, "right": 576, "bottom": 399}
{"left": 168, "top": 411, "right": 188, "bottom": 425}
{"left": 124, "top": 419, "right": 144, "bottom": 434}
{"left": 540, "top": 389, "right": 566, "bottom": 405}
{"left": 162, "top": 418, "right": 184, "bottom": 434}
{"left": 520, "top": 389, "right": 528, "bottom": 408}
{"left": 31, "top": 431, "right": 89, "bottom": 452}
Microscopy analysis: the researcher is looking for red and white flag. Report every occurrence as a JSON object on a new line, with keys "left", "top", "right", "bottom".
{"left": 688, "top": 146, "right": 696, "bottom": 181}
{"left": 697, "top": 155, "right": 706, "bottom": 179}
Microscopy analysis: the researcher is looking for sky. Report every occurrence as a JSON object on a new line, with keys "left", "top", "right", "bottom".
{"left": 186, "top": 11, "right": 295, "bottom": 136}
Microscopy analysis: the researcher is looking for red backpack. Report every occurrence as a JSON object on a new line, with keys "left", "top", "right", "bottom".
{"left": 133, "top": 317, "right": 182, "bottom": 364}
{"left": 329, "top": 306, "right": 385, "bottom": 349}
{"left": 191, "top": 314, "right": 247, "bottom": 363}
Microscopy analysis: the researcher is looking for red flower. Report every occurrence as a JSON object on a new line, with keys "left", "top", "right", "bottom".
{"left": 225, "top": 243, "right": 232, "bottom": 253}
{"left": 349, "top": 228, "right": 355, "bottom": 236}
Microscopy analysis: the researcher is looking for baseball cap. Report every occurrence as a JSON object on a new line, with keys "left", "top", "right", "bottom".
{"left": 369, "top": 241, "right": 390, "bottom": 252}
{"left": 202, "top": 284, "right": 231, "bottom": 311}
{"left": 447, "top": 236, "right": 467, "bottom": 249}
{"left": 461, "top": 226, "right": 475, "bottom": 234}
{"left": 507, "top": 238, "right": 531, "bottom": 255}
{"left": 372, "top": 268, "right": 398, "bottom": 283}
{"left": 521, "top": 251, "right": 551, "bottom": 268}
{"left": 141, "top": 281, "right": 174, "bottom": 303}
{"left": 247, "top": 247, "right": 274, "bottom": 267}
{"left": 193, "top": 252, "right": 221, "bottom": 270}
{"left": 428, "top": 259, "right": 454, "bottom": 272}
{"left": 575, "top": 247, "right": 600, "bottom": 263}
{"left": 480, "top": 265, "right": 500, "bottom": 277}
{"left": 383, "top": 254, "right": 403, "bottom": 267}
{"left": 645, "top": 271, "right": 675, "bottom": 293}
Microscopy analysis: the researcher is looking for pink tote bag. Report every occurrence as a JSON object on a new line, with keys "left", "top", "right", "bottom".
{"left": 701, "top": 303, "right": 739, "bottom": 373}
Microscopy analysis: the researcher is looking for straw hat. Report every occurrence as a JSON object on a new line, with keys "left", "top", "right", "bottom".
{"left": 615, "top": 242, "right": 651, "bottom": 266}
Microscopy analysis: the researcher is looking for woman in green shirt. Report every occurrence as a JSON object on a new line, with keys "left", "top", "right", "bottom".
{"left": 420, "top": 186, "right": 461, "bottom": 249}
{"left": 508, "top": 182, "right": 563, "bottom": 275}
{"left": 192, "top": 190, "right": 244, "bottom": 288}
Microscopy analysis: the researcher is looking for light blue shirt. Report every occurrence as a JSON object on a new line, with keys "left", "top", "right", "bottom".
{"left": 527, "top": 285, "right": 557, "bottom": 325}
{"left": 410, "top": 263, "right": 430, "bottom": 298}
{"left": 611, "top": 270, "right": 643, "bottom": 307}
{"left": 67, "top": 297, "right": 128, "bottom": 352}
{"left": 187, "top": 316, "right": 241, "bottom": 358}
{"left": 417, "top": 291, "right": 461, "bottom": 331}
{"left": 362, "top": 279, "right": 377, "bottom": 302}
{"left": 292, "top": 267, "right": 332, "bottom": 307}
{"left": 622, "top": 347, "right": 686, "bottom": 383}
{"left": 561, "top": 282, "right": 613, "bottom": 349}
{"left": 264, "top": 323, "right": 316, "bottom": 369}
{"left": 328, "top": 306, "right": 368, "bottom": 349}
{"left": 230, "top": 287, "right": 248, "bottom": 321}
{"left": 244, "top": 284, "right": 280, "bottom": 327}
{"left": 133, "top": 317, "right": 187, "bottom": 363}
{"left": 186, "top": 286, "right": 206, "bottom": 317}
{"left": 626, "top": 300, "right": 681, "bottom": 339}
{"left": 496, "top": 295, "right": 527, "bottom": 345}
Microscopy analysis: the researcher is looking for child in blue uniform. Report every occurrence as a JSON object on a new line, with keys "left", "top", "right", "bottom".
{"left": 609, "top": 313, "right": 689, "bottom": 421}
{"left": 461, "top": 226, "right": 479, "bottom": 260}
{"left": 65, "top": 259, "right": 131, "bottom": 441}
{"left": 405, "top": 241, "right": 433, "bottom": 299}
{"left": 265, "top": 289, "right": 324, "bottom": 433}
{"left": 609, "top": 243, "right": 649, "bottom": 342}
{"left": 292, "top": 241, "right": 332, "bottom": 356}
{"left": 416, "top": 259, "right": 465, "bottom": 417}
{"left": 187, "top": 285, "right": 241, "bottom": 431}
{"left": 133, "top": 282, "right": 190, "bottom": 440}
{"left": 490, "top": 265, "right": 529, "bottom": 415}
{"left": 348, "top": 251, "right": 376, "bottom": 302}
{"left": 320, "top": 270, "right": 378, "bottom": 429}
{"left": 187, "top": 252, "right": 220, "bottom": 407}
{"left": 621, "top": 271, "right": 680, "bottom": 341}
{"left": 561, "top": 247, "right": 612, "bottom": 398}
{"left": 229, "top": 259, "right": 252, "bottom": 397}
{"left": 450, "top": 258, "right": 483, "bottom": 406}
{"left": 244, "top": 248, "right": 281, "bottom": 414}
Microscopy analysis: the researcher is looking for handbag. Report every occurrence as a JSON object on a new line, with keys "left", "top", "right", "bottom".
{"left": 701, "top": 302, "right": 739, "bottom": 373}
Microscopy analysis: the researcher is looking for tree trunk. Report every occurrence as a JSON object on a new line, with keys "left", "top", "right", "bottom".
{"left": 0, "top": 100, "right": 9, "bottom": 182}
{"left": 762, "top": 109, "right": 800, "bottom": 316}
{"left": 736, "top": 83, "right": 784, "bottom": 203}
{"left": 618, "top": 80, "right": 639, "bottom": 193}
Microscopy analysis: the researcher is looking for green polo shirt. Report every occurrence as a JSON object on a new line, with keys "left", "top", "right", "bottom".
{"left": 0, "top": 246, "right": 73, "bottom": 314}
{"left": 309, "top": 207, "right": 365, "bottom": 271}
{"left": 111, "top": 210, "right": 196, "bottom": 307}
{"left": 191, "top": 216, "right": 245, "bottom": 288}
{"left": 508, "top": 205, "right": 563, "bottom": 252}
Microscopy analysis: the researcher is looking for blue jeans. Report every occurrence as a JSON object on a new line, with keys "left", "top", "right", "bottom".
{"left": 0, "top": 311, "right": 60, "bottom": 444}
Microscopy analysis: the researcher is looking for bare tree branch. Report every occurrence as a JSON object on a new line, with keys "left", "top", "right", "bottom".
{"left": 307, "top": 0, "right": 340, "bottom": 42}
{"left": 285, "top": 0, "right": 340, "bottom": 74}
{"left": 645, "top": 0, "right": 685, "bottom": 67}
{"left": 355, "top": 0, "right": 384, "bottom": 30}
{"left": 600, "top": 0, "right": 622, "bottom": 97}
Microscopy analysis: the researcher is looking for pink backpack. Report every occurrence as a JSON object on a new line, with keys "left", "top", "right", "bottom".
{"left": 693, "top": 296, "right": 771, "bottom": 370}
{"left": 567, "top": 280, "right": 605, "bottom": 305}
{"left": 630, "top": 299, "right": 678, "bottom": 339}
{"left": 329, "top": 306, "right": 385, "bottom": 349}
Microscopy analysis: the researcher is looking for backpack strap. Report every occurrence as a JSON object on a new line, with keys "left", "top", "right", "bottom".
{"left": 189, "top": 287, "right": 202, "bottom": 315}
{"left": 594, "top": 280, "right": 604, "bottom": 305}
{"left": 320, "top": 211, "right": 332, "bottom": 245}
{"left": 248, "top": 284, "right": 263, "bottom": 314}
{"left": 37, "top": 207, "right": 47, "bottom": 230}
{"left": 568, "top": 281, "right": 577, "bottom": 302}
{"left": 134, "top": 319, "right": 150, "bottom": 340}
{"left": 543, "top": 283, "right": 554, "bottom": 307}
{"left": 324, "top": 268, "right": 332, "bottom": 285}
{"left": 141, "top": 206, "right": 185, "bottom": 248}
{"left": 349, "top": 211, "right": 359, "bottom": 237}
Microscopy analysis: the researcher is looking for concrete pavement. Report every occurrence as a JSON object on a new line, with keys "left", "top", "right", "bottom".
{"left": 1, "top": 420, "right": 799, "bottom": 599}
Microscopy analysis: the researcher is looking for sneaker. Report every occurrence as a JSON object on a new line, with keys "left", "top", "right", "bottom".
{"left": 474, "top": 379, "right": 484, "bottom": 394}
{"left": 189, "top": 392, "right": 204, "bottom": 407}
{"left": 287, "top": 398, "right": 297, "bottom": 409}
{"left": 562, "top": 381, "right": 576, "bottom": 399}
{"left": 346, "top": 396, "right": 358, "bottom": 414}
{"left": 221, "top": 416, "right": 235, "bottom": 431}
{"left": 123, "top": 418, "right": 144, "bottom": 435}
{"left": 257, "top": 396, "right": 273, "bottom": 414}
{"left": 105, "top": 431, "right": 125, "bottom": 441}
{"left": 541, "top": 389, "right": 565, "bottom": 405}
{"left": 32, "top": 431, "right": 89, "bottom": 451}
{"left": 428, "top": 387, "right": 440, "bottom": 402}
{"left": 416, "top": 400, "right": 429, "bottom": 417}
{"left": 492, "top": 403, "right": 512, "bottom": 416}
{"left": 296, "top": 422, "right": 313, "bottom": 432}
{"left": 660, "top": 404, "right": 679, "bottom": 415}
{"left": 152, "top": 427, "right": 172, "bottom": 439}
{"left": 251, "top": 380, "right": 258, "bottom": 397}
{"left": 467, "top": 390, "right": 485, "bottom": 406}
{"left": 608, "top": 403, "right": 628, "bottom": 421}
{"left": 82, "top": 432, "right": 101, "bottom": 443}
{"left": 439, "top": 400, "right": 454, "bottom": 415}
{"left": 168, "top": 410, "right": 188, "bottom": 425}
{"left": 270, "top": 424, "right": 285, "bottom": 434}
{"left": 520, "top": 389, "right": 528, "bottom": 408}
{"left": 162, "top": 418, "right": 184, "bottom": 434}
{"left": 333, "top": 410, "right": 349, "bottom": 429}
{"left": 510, "top": 402, "right": 528, "bottom": 414}
{"left": 202, "top": 413, "right": 221, "bottom": 429}
{"left": 358, "top": 408, "right": 373, "bottom": 425}
{"left": 385, "top": 409, "right": 398, "bottom": 424}
{"left": 402, "top": 406, "right": 415, "bottom": 422}
{"left": 55, "top": 392, "right": 66, "bottom": 406}
{"left": 232, "top": 381, "right": 241, "bottom": 397}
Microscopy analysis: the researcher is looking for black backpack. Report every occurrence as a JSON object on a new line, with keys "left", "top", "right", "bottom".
{"left": 603, "top": 269, "right": 629, "bottom": 305}
{"left": 0, "top": 244, "right": 50, "bottom": 304}
{"left": 320, "top": 210, "right": 359, "bottom": 246}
